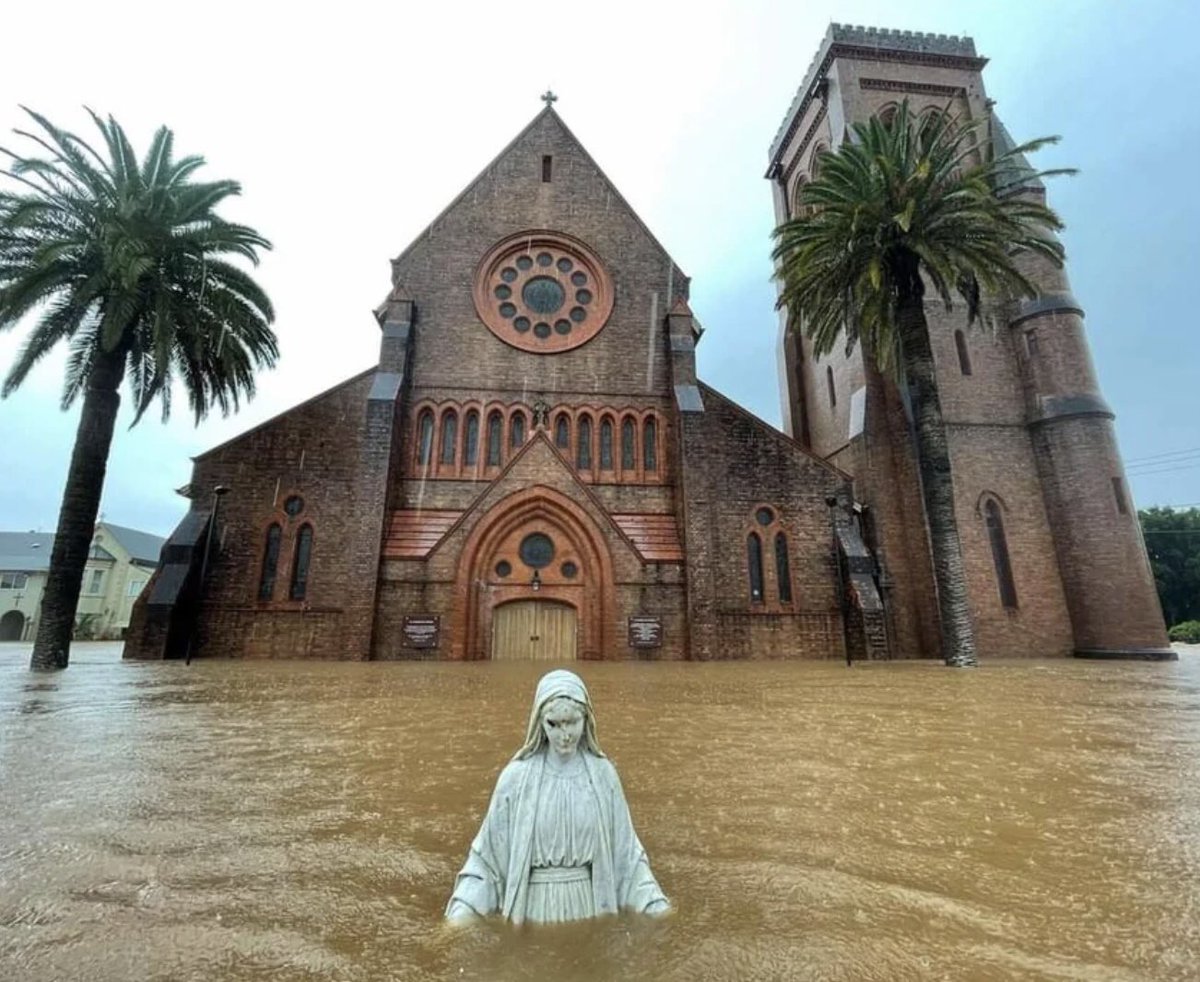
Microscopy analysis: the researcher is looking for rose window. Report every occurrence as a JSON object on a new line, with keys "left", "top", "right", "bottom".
{"left": 474, "top": 231, "right": 613, "bottom": 353}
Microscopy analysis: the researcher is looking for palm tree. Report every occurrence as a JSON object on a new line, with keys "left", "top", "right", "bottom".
{"left": 0, "top": 109, "right": 277, "bottom": 671}
{"left": 773, "top": 101, "right": 1073, "bottom": 666}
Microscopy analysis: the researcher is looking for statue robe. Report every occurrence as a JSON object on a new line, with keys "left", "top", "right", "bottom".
{"left": 446, "top": 749, "right": 667, "bottom": 924}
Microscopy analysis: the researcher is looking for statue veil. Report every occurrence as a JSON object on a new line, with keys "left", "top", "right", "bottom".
{"left": 514, "top": 669, "right": 605, "bottom": 760}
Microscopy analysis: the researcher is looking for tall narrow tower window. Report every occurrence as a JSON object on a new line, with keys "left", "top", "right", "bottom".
{"left": 555, "top": 413, "right": 570, "bottom": 450}
{"left": 542, "top": 155, "right": 552, "bottom": 182}
{"left": 747, "top": 533, "right": 764, "bottom": 604}
{"left": 826, "top": 366, "right": 836, "bottom": 409}
{"left": 954, "top": 330, "right": 973, "bottom": 376}
{"left": 1112, "top": 476, "right": 1129, "bottom": 515}
{"left": 510, "top": 411, "right": 526, "bottom": 449}
{"left": 984, "top": 499, "right": 1018, "bottom": 609}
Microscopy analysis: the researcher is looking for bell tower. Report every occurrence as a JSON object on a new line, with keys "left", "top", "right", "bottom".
{"left": 768, "top": 24, "right": 1171, "bottom": 659}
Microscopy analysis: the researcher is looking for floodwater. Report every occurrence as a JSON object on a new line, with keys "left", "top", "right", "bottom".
{"left": 2, "top": 644, "right": 1199, "bottom": 982}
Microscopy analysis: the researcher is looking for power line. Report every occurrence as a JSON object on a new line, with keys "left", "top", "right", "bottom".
{"left": 1126, "top": 461, "right": 1200, "bottom": 477}
{"left": 1127, "top": 444, "right": 1200, "bottom": 464}
{"left": 1127, "top": 451, "right": 1200, "bottom": 469}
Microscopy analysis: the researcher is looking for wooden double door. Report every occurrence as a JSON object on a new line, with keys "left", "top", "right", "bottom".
{"left": 491, "top": 600, "right": 577, "bottom": 661}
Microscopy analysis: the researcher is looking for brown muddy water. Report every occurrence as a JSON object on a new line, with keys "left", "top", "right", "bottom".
{"left": 2, "top": 643, "right": 1199, "bottom": 981}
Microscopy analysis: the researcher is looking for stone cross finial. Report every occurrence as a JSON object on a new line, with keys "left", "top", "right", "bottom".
{"left": 541, "top": 89, "right": 558, "bottom": 107}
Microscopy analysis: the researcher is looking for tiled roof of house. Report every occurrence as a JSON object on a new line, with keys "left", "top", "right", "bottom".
{"left": 0, "top": 532, "right": 54, "bottom": 572}
{"left": 101, "top": 523, "right": 166, "bottom": 564}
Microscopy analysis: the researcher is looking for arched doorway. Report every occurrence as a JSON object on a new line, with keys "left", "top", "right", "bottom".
{"left": 452, "top": 485, "right": 615, "bottom": 660}
{"left": 492, "top": 600, "right": 577, "bottom": 661}
{"left": 0, "top": 610, "right": 26, "bottom": 642}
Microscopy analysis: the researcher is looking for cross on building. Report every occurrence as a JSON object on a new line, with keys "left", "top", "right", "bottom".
{"left": 540, "top": 89, "right": 557, "bottom": 107}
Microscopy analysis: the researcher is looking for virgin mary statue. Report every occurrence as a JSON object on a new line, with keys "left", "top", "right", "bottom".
{"left": 445, "top": 670, "right": 670, "bottom": 924}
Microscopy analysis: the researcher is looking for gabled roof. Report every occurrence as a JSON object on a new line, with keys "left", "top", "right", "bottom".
{"left": 0, "top": 532, "right": 54, "bottom": 572}
{"left": 386, "top": 106, "right": 687, "bottom": 292}
{"left": 101, "top": 523, "right": 166, "bottom": 564}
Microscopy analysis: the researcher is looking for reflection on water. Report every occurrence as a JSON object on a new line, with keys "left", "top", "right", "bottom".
{"left": 2, "top": 644, "right": 1199, "bottom": 981}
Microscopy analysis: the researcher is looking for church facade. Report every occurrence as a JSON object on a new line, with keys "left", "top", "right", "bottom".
{"left": 125, "top": 25, "right": 1170, "bottom": 663}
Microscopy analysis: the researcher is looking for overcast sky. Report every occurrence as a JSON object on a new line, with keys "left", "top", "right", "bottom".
{"left": 1, "top": 0, "right": 1197, "bottom": 538}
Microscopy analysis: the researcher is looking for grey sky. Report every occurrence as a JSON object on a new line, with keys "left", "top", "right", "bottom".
{"left": 1, "top": 0, "right": 1197, "bottom": 538}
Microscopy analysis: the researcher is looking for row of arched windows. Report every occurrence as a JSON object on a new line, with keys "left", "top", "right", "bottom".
{"left": 411, "top": 402, "right": 664, "bottom": 483}
{"left": 258, "top": 522, "right": 313, "bottom": 602}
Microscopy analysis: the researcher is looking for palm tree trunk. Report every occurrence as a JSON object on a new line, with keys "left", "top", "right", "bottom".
{"left": 29, "top": 350, "right": 125, "bottom": 671}
{"left": 897, "top": 294, "right": 978, "bottom": 667}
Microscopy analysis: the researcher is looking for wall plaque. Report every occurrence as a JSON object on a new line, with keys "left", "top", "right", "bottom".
{"left": 628, "top": 615, "right": 663, "bottom": 649}
{"left": 403, "top": 615, "right": 440, "bottom": 649}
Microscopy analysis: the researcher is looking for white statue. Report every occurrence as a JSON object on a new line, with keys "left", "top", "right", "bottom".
{"left": 445, "top": 669, "right": 670, "bottom": 925}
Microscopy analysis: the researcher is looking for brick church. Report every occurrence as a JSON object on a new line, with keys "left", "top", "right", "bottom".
{"left": 126, "top": 25, "right": 1170, "bottom": 663}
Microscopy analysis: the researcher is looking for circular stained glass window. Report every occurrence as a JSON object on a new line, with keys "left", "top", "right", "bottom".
{"left": 475, "top": 232, "right": 613, "bottom": 353}
{"left": 519, "top": 533, "right": 555, "bottom": 569}
{"left": 522, "top": 277, "right": 565, "bottom": 314}
{"left": 755, "top": 507, "right": 775, "bottom": 526}
{"left": 561, "top": 561, "right": 578, "bottom": 579}
{"left": 495, "top": 560, "right": 512, "bottom": 578}
{"left": 284, "top": 495, "right": 304, "bottom": 517}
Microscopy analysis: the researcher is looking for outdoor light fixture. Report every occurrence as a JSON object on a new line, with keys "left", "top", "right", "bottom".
{"left": 531, "top": 570, "right": 542, "bottom": 592}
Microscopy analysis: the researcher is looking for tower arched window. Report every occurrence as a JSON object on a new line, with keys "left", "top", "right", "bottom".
{"left": 599, "top": 417, "right": 614, "bottom": 470}
{"left": 621, "top": 417, "right": 636, "bottom": 471}
{"left": 984, "top": 499, "right": 1018, "bottom": 609}
{"left": 555, "top": 413, "right": 570, "bottom": 450}
{"left": 510, "top": 411, "right": 526, "bottom": 449}
{"left": 486, "top": 412, "right": 503, "bottom": 467}
{"left": 289, "top": 524, "right": 313, "bottom": 601}
{"left": 809, "top": 143, "right": 828, "bottom": 180}
{"left": 577, "top": 416, "right": 593, "bottom": 469}
{"left": 417, "top": 410, "right": 434, "bottom": 466}
{"left": 463, "top": 411, "right": 479, "bottom": 466}
{"left": 955, "top": 330, "right": 973, "bottom": 376}
{"left": 643, "top": 417, "right": 658, "bottom": 472}
{"left": 775, "top": 532, "right": 793, "bottom": 603}
{"left": 258, "top": 523, "right": 281, "bottom": 601}
{"left": 440, "top": 410, "right": 458, "bottom": 465}
{"left": 747, "top": 533, "right": 764, "bottom": 604}
{"left": 827, "top": 366, "right": 836, "bottom": 409}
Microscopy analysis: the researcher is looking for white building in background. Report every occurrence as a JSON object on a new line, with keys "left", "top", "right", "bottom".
{"left": 0, "top": 523, "right": 164, "bottom": 642}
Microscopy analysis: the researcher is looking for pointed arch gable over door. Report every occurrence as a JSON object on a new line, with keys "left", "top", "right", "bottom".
{"left": 451, "top": 485, "right": 615, "bottom": 661}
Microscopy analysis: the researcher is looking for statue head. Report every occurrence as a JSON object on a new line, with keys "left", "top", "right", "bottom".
{"left": 515, "top": 669, "right": 605, "bottom": 760}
